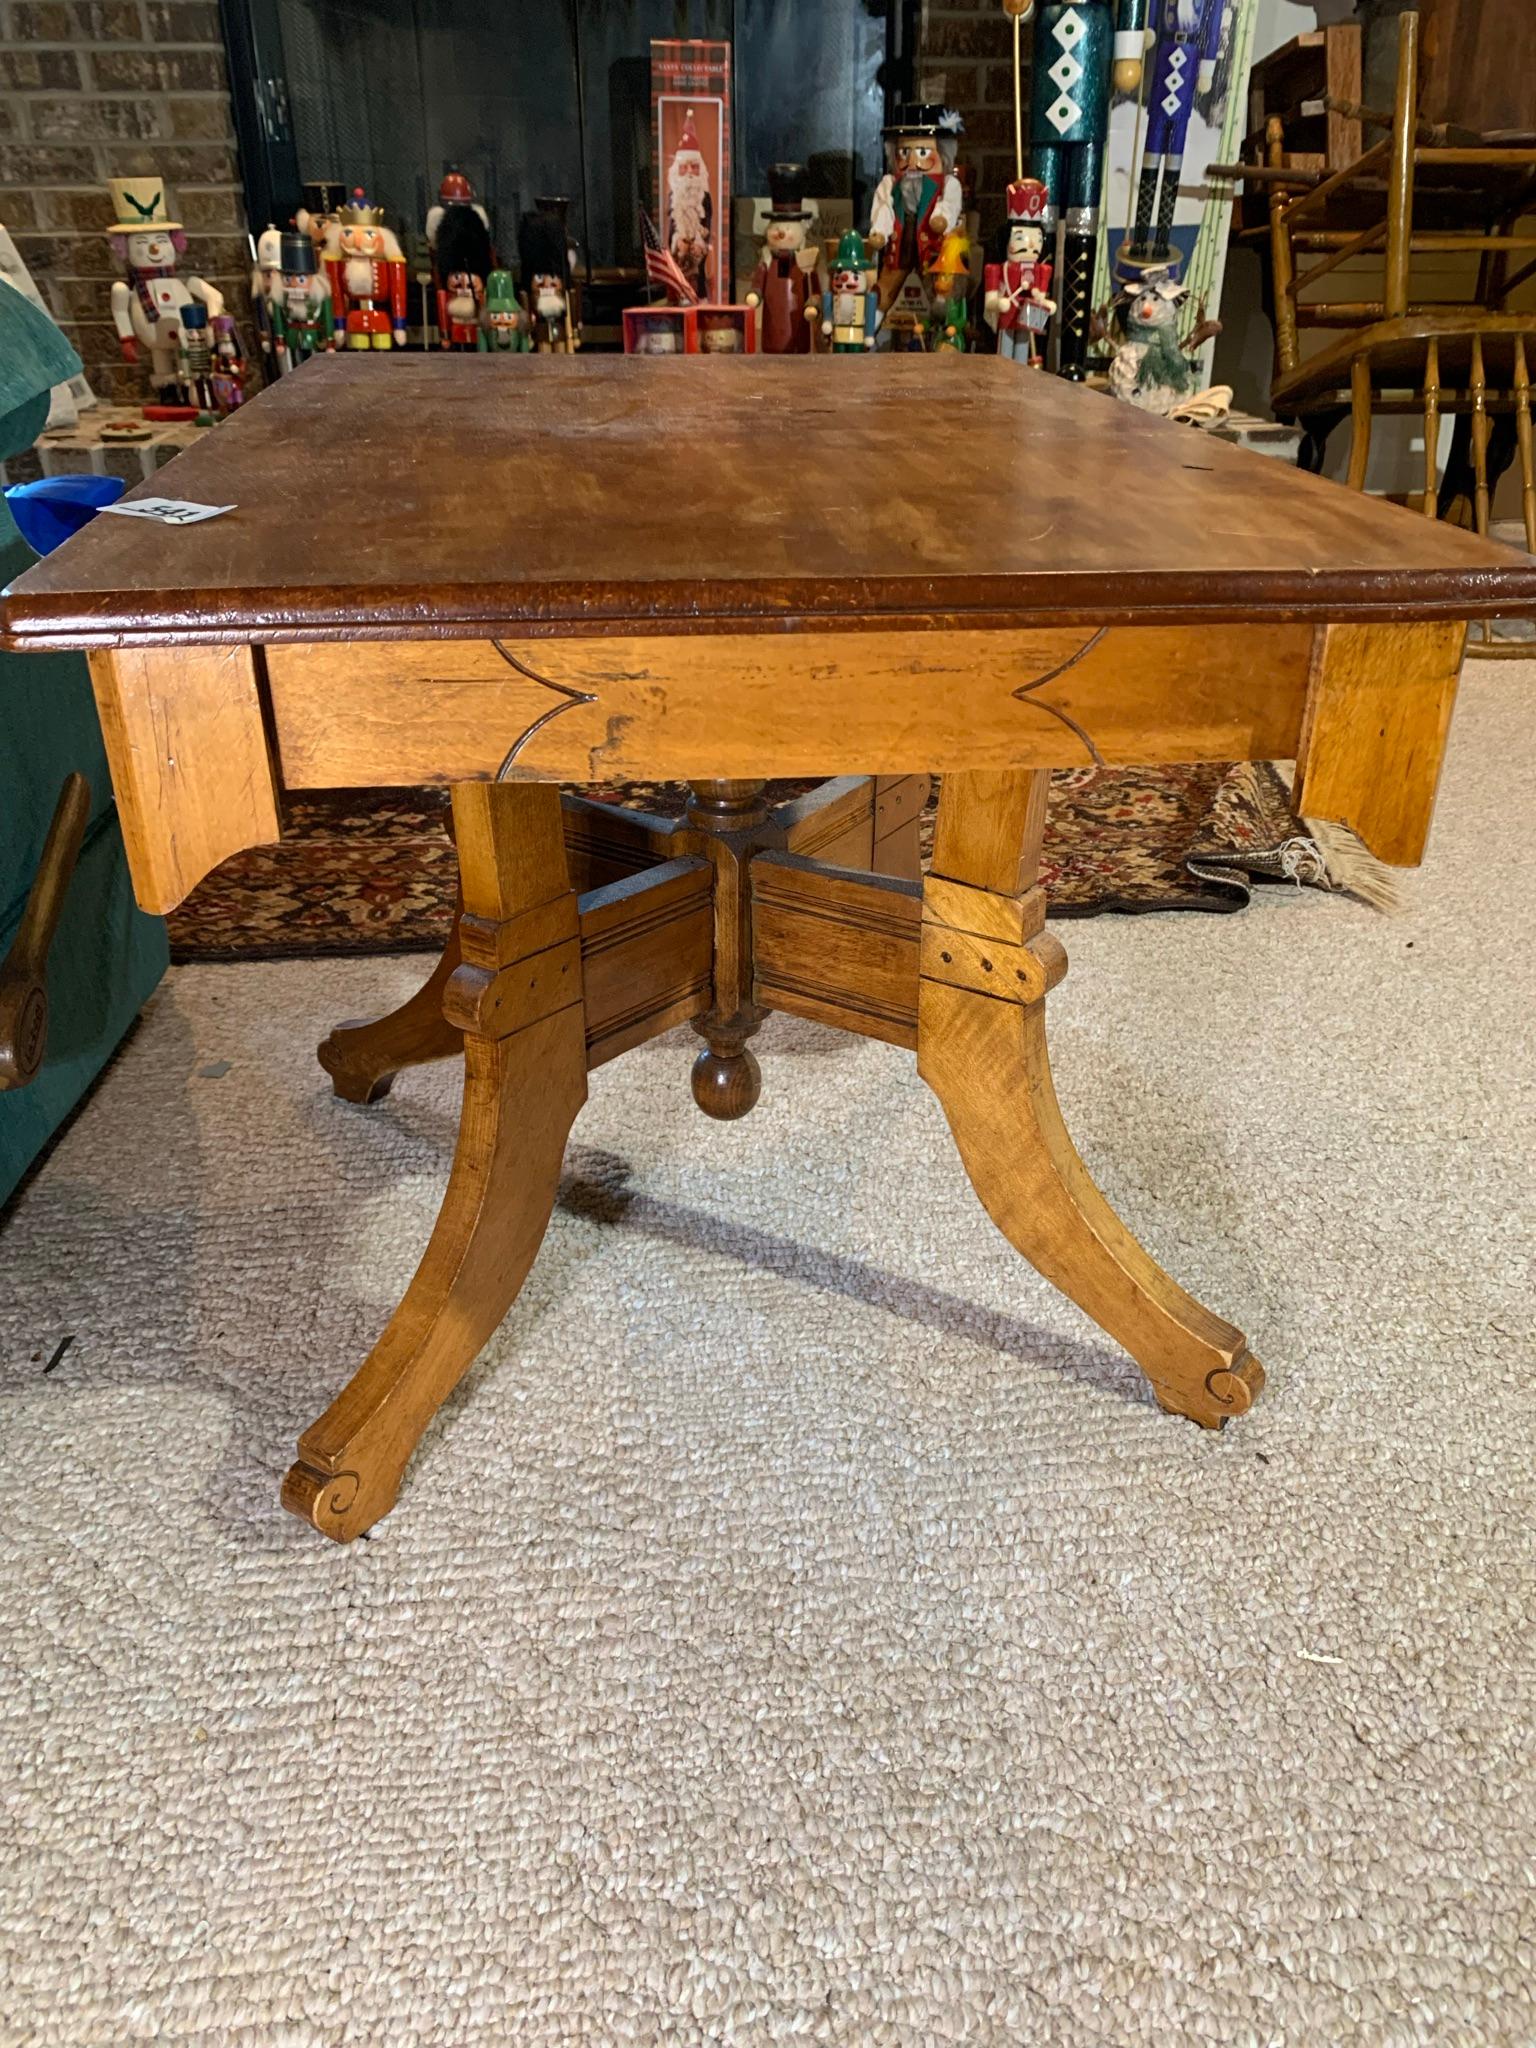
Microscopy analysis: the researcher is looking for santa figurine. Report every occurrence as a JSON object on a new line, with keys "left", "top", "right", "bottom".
{"left": 426, "top": 168, "right": 493, "bottom": 350}
{"left": 818, "top": 229, "right": 879, "bottom": 352}
{"left": 327, "top": 189, "right": 408, "bottom": 351}
{"left": 106, "top": 175, "right": 225, "bottom": 401}
{"left": 666, "top": 107, "right": 713, "bottom": 303}
{"left": 869, "top": 104, "right": 965, "bottom": 342}
{"left": 517, "top": 210, "right": 579, "bottom": 354}
{"left": 983, "top": 177, "right": 1056, "bottom": 365}
{"left": 745, "top": 164, "right": 821, "bottom": 355}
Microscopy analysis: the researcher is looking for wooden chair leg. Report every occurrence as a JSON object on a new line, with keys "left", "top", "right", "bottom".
{"left": 1470, "top": 333, "right": 1491, "bottom": 537}
{"left": 917, "top": 771, "right": 1263, "bottom": 1427}
{"left": 284, "top": 783, "right": 587, "bottom": 1541}
{"left": 317, "top": 889, "right": 465, "bottom": 1104}
{"left": 1514, "top": 337, "right": 1536, "bottom": 554}
{"left": 1346, "top": 354, "right": 1373, "bottom": 491}
{"left": 1422, "top": 338, "right": 1440, "bottom": 519}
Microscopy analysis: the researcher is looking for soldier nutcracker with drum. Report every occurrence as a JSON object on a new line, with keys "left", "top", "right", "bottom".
{"left": 984, "top": 176, "right": 1056, "bottom": 364}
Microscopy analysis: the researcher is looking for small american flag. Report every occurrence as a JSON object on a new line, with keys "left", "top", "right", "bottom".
{"left": 640, "top": 205, "right": 697, "bottom": 306}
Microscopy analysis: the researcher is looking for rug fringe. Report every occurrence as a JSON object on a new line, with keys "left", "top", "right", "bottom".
{"left": 1301, "top": 813, "right": 1407, "bottom": 914}
{"left": 1267, "top": 761, "right": 1406, "bottom": 913}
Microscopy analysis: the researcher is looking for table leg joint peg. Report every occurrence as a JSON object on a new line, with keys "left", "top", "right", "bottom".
{"left": 920, "top": 923, "right": 1067, "bottom": 1005}
{"left": 443, "top": 938, "right": 582, "bottom": 1037}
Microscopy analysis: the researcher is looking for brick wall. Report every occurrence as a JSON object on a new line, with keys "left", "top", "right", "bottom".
{"left": 0, "top": 0, "right": 253, "bottom": 403}
{"left": 917, "top": 0, "right": 1029, "bottom": 238}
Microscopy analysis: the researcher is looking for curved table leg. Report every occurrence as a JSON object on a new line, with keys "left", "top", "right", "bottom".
{"left": 317, "top": 891, "right": 464, "bottom": 1104}
{"left": 917, "top": 770, "right": 1264, "bottom": 1427}
{"left": 285, "top": 782, "right": 587, "bottom": 1540}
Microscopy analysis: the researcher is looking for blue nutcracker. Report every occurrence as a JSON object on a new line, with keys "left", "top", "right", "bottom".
{"left": 1028, "top": 0, "right": 1141, "bottom": 380}
{"left": 1119, "top": 0, "right": 1229, "bottom": 266}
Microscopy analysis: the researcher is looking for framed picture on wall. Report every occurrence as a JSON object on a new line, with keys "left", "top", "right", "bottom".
{"left": 652, "top": 38, "right": 732, "bottom": 303}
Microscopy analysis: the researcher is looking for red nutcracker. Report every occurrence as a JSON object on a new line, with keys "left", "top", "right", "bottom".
{"left": 327, "top": 190, "right": 408, "bottom": 352}
{"left": 426, "top": 169, "right": 493, "bottom": 351}
{"left": 983, "top": 178, "right": 1056, "bottom": 366}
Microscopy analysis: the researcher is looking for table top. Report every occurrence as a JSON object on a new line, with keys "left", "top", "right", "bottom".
{"left": 4, "top": 353, "right": 1534, "bottom": 650}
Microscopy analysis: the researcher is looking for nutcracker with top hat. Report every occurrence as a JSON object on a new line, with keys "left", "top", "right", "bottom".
{"left": 327, "top": 189, "right": 408, "bottom": 351}
{"left": 426, "top": 168, "right": 494, "bottom": 349}
{"left": 106, "top": 175, "right": 226, "bottom": 400}
{"left": 1116, "top": 0, "right": 1229, "bottom": 269}
{"left": 817, "top": 229, "right": 878, "bottom": 352}
{"left": 271, "top": 227, "right": 332, "bottom": 371}
{"left": 868, "top": 103, "right": 965, "bottom": 342}
{"left": 983, "top": 176, "right": 1056, "bottom": 364}
{"left": 745, "top": 164, "right": 821, "bottom": 355}
{"left": 926, "top": 229, "right": 973, "bottom": 352}
{"left": 478, "top": 269, "right": 530, "bottom": 352}
{"left": 1028, "top": 0, "right": 1139, "bottom": 378}
{"left": 518, "top": 210, "right": 579, "bottom": 354}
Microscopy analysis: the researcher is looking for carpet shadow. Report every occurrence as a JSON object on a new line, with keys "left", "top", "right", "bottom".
{"left": 557, "top": 1145, "right": 1150, "bottom": 1412}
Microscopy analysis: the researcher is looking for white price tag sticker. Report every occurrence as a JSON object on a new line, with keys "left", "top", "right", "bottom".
{"left": 103, "top": 497, "right": 235, "bottom": 527}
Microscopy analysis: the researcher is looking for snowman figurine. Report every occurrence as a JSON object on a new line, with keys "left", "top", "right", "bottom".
{"left": 107, "top": 176, "right": 225, "bottom": 400}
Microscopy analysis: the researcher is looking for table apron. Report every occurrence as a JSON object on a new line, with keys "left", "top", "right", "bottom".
{"left": 85, "top": 618, "right": 1467, "bottom": 913}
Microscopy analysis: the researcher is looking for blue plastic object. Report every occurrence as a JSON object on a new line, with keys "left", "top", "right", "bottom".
{"left": 5, "top": 473, "right": 126, "bottom": 557}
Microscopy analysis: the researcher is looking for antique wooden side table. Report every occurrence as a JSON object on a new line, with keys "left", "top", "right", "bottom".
{"left": 5, "top": 356, "right": 1531, "bottom": 1544}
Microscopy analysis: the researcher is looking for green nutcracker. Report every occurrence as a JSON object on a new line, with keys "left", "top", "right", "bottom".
{"left": 1028, "top": 0, "right": 1141, "bottom": 379}
{"left": 478, "top": 270, "right": 531, "bottom": 353}
{"left": 817, "top": 230, "right": 879, "bottom": 352}
{"left": 270, "top": 228, "right": 333, "bottom": 372}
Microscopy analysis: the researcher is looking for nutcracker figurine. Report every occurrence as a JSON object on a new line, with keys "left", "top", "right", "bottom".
{"left": 106, "top": 175, "right": 225, "bottom": 401}
{"left": 478, "top": 269, "right": 530, "bottom": 352}
{"left": 817, "top": 229, "right": 879, "bottom": 352}
{"left": 745, "top": 164, "right": 821, "bottom": 355}
{"left": 426, "top": 169, "right": 493, "bottom": 349}
{"left": 249, "top": 221, "right": 282, "bottom": 377}
{"left": 326, "top": 190, "right": 408, "bottom": 351}
{"left": 271, "top": 227, "right": 332, "bottom": 371}
{"left": 1117, "top": 0, "right": 1229, "bottom": 266}
{"left": 297, "top": 182, "right": 346, "bottom": 258}
{"left": 208, "top": 313, "right": 247, "bottom": 412}
{"left": 517, "top": 210, "right": 579, "bottom": 354}
{"left": 983, "top": 177, "right": 1056, "bottom": 365}
{"left": 925, "top": 230, "right": 973, "bottom": 352}
{"left": 1028, "top": 0, "right": 1139, "bottom": 378}
{"left": 868, "top": 103, "right": 965, "bottom": 340}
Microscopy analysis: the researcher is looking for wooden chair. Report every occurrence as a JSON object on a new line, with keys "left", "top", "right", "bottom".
{"left": 1223, "top": 11, "right": 1536, "bottom": 651}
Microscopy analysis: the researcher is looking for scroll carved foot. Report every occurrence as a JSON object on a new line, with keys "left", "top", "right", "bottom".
{"left": 286, "top": 1010, "right": 587, "bottom": 1541}
{"left": 318, "top": 901, "right": 464, "bottom": 1104}
{"left": 918, "top": 957, "right": 1264, "bottom": 1430}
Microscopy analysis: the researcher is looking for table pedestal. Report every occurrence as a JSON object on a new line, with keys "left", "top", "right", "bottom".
{"left": 284, "top": 768, "right": 1263, "bottom": 1542}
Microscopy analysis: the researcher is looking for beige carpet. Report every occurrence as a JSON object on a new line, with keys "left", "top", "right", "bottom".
{"left": 2, "top": 667, "right": 1534, "bottom": 2047}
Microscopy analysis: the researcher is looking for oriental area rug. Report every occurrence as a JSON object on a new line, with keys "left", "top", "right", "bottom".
{"left": 166, "top": 764, "right": 1378, "bottom": 963}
